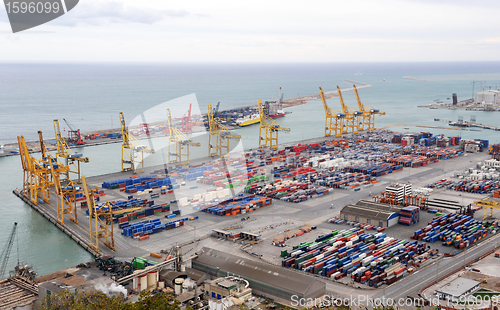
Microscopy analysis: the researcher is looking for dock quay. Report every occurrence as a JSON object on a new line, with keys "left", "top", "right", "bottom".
{"left": 448, "top": 121, "right": 500, "bottom": 131}
{"left": 282, "top": 81, "right": 372, "bottom": 106}
{"left": 13, "top": 188, "right": 101, "bottom": 257}
{"left": 380, "top": 123, "right": 469, "bottom": 131}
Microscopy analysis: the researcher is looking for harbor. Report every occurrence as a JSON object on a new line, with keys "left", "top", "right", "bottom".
{"left": 9, "top": 110, "right": 500, "bottom": 306}
{"left": 3, "top": 67, "right": 500, "bottom": 309}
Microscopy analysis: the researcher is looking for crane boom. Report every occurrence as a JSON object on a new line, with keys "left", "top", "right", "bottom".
{"left": 207, "top": 103, "right": 240, "bottom": 157}
{"left": 353, "top": 85, "right": 365, "bottom": 113}
{"left": 167, "top": 108, "right": 200, "bottom": 164}
{"left": 258, "top": 100, "right": 289, "bottom": 149}
{"left": 63, "top": 118, "right": 84, "bottom": 145}
{"left": 353, "top": 84, "right": 385, "bottom": 131}
{"left": 0, "top": 222, "right": 17, "bottom": 280}
{"left": 336, "top": 86, "right": 359, "bottom": 134}
{"left": 319, "top": 87, "right": 345, "bottom": 138}
{"left": 53, "top": 119, "right": 89, "bottom": 183}
{"left": 181, "top": 103, "right": 193, "bottom": 133}
{"left": 119, "top": 112, "right": 154, "bottom": 173}
{"left": 213, "top": 102, "right": 220, "bottom": 119}
{"left": 337, "top": 86, "right": 351, "bottom": 115}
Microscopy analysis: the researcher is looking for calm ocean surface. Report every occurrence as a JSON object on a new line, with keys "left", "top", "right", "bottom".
{"left": 1, "top": 62, "right": 500, "bottom": 276}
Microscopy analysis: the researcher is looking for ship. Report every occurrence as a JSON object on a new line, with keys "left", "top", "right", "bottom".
{"left": 269, "top": 109, "right": 285, "bottom": 118}
{"left": 236, "top": 113, "right": 261, "bottom": 127}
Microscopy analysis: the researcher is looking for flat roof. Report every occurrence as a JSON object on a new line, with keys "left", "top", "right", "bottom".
{"left": 356, "top": 200, "right": 404, "bottom": 213}
{"left": 193, "top": 247, "right": 325, "bottom": 298}
{"left": 215, "top": 279, "right": 238, "bottom": 290}
{"left": 436, "top": 278, "right": 480, "bottom": 297}
{"left": 341, "top": 205, "right": 396, "bottom": 220}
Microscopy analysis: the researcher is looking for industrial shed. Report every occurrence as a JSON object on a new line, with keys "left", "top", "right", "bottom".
{"left": 340, "top": 204, "right": 399, "bottom": 228}
{"left": 356, "top": 200, "right": 404, "bottom": 213}
{"left": 192, "top": 247, "right": 325, "bottom": 301}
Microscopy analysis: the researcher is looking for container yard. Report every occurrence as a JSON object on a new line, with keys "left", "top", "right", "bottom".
{"left": 410, "top": 213, "right": 498, "bottom": 249}
{"left": 280, "top": 227, "right": 438, "bottom": 288}
{"left": 12, "top": 120, "right": 500, "bottom": 303}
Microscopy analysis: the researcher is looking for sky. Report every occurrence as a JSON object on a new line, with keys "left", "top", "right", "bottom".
{"left": 1, "top": 0, "right": 500, "bottom": 62}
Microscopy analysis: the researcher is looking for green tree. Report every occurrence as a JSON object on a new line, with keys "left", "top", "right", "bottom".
{"left": 40, "top": 289, "right": 182, "bottom": 310}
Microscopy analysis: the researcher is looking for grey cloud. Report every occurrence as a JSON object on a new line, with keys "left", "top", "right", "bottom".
{"left": 53, "top": 1, "right": 189, "bottom": 26}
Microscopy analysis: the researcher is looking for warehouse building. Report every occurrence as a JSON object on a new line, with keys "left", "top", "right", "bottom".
{"left": 435, "top": 278, "right": 480, "bottom": 302}
{"left": 192, "top": 247, "right": 325, "bottom": 302}
{"left": 340, "top": 203, "right": 400, "bottom": 228}
{"left": 356, "top": 200, "right": 404, "bottom": 213}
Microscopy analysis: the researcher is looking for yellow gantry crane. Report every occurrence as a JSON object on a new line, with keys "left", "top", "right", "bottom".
{"left": 166, "top": 108, "right": 201, "bottom": 164}
{"left": 474, "top": 197, "right": 500, "bottom": 220}
{"left": 353, "top": 85, "right": 385, "bottom": 131}
{"left": 336, "top": 86, "right": 360, "bottom": 135}
{"left": 48, "top": 154, "right": 82, "bottom": 225}
{"left": 258, "top": 100, "right": 290, "bottom": 149}
{"left": 82, "top": 175, "right": 116, "bottom": 254}
{"left": 119, "top": 112, "right": 154, "bottom": 173}
{"left": 207, "top": 103, "right": 241, "bottom": 157}
{"left": 319, "top": 87, "right": 345, "bottom": 138}
{"left": 38, "top": 130, "right": 83, "bottom": 225}
{"left": 17, "top": 135, "right": 52, "bottom": 205}
{"left": 53, "top": 119, "right": 89, "bottom": 183}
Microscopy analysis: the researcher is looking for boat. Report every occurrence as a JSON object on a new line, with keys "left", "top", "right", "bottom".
{"left": 236, "top": 114, "right": 261, "bottom": 127}
{"left": 269, "top": 107, "right": 285, "bottom": 118}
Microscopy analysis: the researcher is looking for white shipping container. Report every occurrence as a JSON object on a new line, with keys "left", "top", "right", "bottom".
{"left": 330, "top": 271, "right": 341, "bottom": 279}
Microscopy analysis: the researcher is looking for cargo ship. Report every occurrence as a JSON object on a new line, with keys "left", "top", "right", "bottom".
{"left": 236, "top": 113, "right": 261, "bottom": 127}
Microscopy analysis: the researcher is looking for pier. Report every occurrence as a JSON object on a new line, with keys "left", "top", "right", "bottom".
{"left": 448, "top": 121, "right": 500, "bottom": 131}
{"left": 380, "top": 124, "right": 469, "bottom": 131}
{"left": 282, "top": 81, "right": 372, "bottom": 106}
